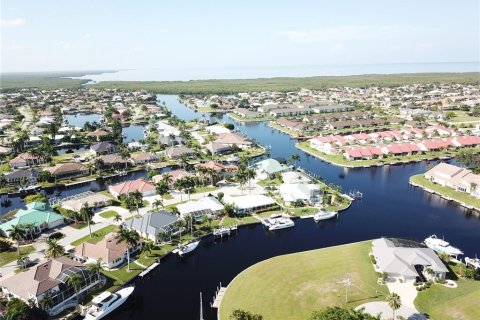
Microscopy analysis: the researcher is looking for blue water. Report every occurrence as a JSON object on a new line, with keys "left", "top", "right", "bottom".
{"left": 72, "top": 62, "right": 479, "bottom": 82}
{"left": 64, "top": 113, "right": 101, "bottom": 128}
{"left": 122, "top": 124, "right": 146, "bottom": 143}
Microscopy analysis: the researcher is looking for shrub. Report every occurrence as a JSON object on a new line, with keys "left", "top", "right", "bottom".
{"left": 48, "top": 232, "right": 64, "bottom": 240}
{"left": 370, "top": 255, "right": 377, "bottom": 265}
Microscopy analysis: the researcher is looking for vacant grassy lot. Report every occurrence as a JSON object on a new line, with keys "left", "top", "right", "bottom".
{"left": 411, "top": 174, "right": 480, "bottom": 208}
{"left": 415, "top": 279, "right": 480, "bottom": 320}
{"left": 70, "top": 224, "right": 117, "bottom": 246}
{"left": 0, "top": 246, "right": 35, "bottom": 267}
{"left": 219, "top": 241, "right": 386, "bottom": 320}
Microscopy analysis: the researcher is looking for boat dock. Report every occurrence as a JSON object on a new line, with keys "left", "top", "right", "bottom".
{"left": 211, "top": 284, "right": 227, "bottom": 308}
{"left": 139, "top": 262, "right": 159, "bottom": 277}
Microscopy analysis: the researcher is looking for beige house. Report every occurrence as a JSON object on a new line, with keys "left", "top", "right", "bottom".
{"left": 425, "top": 162, "right": 480, "bottom": 197}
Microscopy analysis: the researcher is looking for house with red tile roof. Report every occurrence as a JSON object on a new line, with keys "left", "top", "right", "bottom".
{"left": 9, "top": 153, "right": 45, "bottom": 169}
{"left": 108, "top": 178, "right": 156, "bottom": 198}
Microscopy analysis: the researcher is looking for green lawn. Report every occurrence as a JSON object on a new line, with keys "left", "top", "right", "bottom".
{"left": 219, "top": 241, "right": 386, "bottom": 320}
{"left": 415, "top": 279, "right": 480, "bottom": 320}
{"left": 99, "top": 210, "right": 118, "bottom": 219}
{"left": 0, "top": 246, "right": 36, "bottom": 267}
{"left": 70, "top": 225, "right": 117, "bottom": 246}
{"left": 411, "top": 174, "right": 480, "bottom": 209}
{"left": 193, "top": 186, "right": 220, "bottom": 194}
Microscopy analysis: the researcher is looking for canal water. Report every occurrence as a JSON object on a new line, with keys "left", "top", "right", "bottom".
{"left": 3, "top": 95, "right": 479, "bottom": 320}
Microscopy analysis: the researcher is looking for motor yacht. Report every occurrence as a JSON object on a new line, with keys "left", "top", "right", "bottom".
{"left": 172, "top": 239, "right": 200, "bottom": 256}
{"left": 263, "top": 215, "right": 295, "bottom": 231}
{"left": 84, "top": 286, "right": 134, "bottom": 320}
{"left": 424, "top": 235, "right": 463, "bottom": 257}
{"left": 313, "top": 210, "right": 338, "bottom": 222}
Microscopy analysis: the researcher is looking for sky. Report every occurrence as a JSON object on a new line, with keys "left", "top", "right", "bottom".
{"left": 1, "top": 0, "right": 479, "bottom": 73}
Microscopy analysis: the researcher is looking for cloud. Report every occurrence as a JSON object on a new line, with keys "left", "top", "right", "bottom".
{"left": 283, "top": 26, "right": 420, "bottom": 42}
{"left": 1, "top": 18, "right": 26, "bottom": 27}
{"left": 81, "top": 33, "right": 91, "bottom": 39}
{"left": 133, "top": 47, "right": 144, "bottom": 52}
{"left": 56, "top": 41, "right": 72, "bottom": 49}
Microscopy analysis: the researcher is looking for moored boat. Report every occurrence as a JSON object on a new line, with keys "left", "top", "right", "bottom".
{"left": 424, "top": 234, "right": 463, "bottom": 258}
{"left": 172, "top": 239, "right": 200, "bottom": 256}
{"left": 313, "top": 210, "right": 338, "bottom": 222}
{"left": 84, "top": 286, "right": 134, "bottom": 320}
{"left": 465, "top": 256, "right": 480, "bottom": 270}
{"left": 262, "top": 214, "right": 295, "bottom": 231}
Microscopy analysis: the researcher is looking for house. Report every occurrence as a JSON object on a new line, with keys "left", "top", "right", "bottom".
{"left": 61, "top": 192, "right": 112, "bottom": 212}
{"left": 215, "top": 132, "right": 252, "bottom": 148}
{"left": 196, "top": 161, "right": 238, "bottom": 180}
{"left": 123, "top": 210, "right": 179, "bottom": 242}
{"left": 0, "top": 256, "right": 103, "bottom": 316}
{"left": 152, "top": 169, "right": 192, "bottom": 186}
{"left": 130, "top": 152, "right": 160, "bottom": 165}
{"left": 108, "top": 178, "right": 157, "bottom": 198}
{"left": 223, "top": 194, "right": 277, "bottom": 215}
{"left": 424, "top": 162, "right": 480, "bottom": 197}
{"left": 44, "top": 162, "right": 89, "bottom": 179}
{"left": 90, "top": 141, "right": 118, "bottom": 156}
{"left": 100, "top": 154, "right": 128, "bottom": 168}
{"left": 233, "top": 108, "right": 260, "bottom": 118}
{"left": 254, "top": 158, "right": 291, "bottom": 178}
{"left": 371, "top": 238, "right": 448, "bottom": 283}
{"left": 164, "top": 145, "right": 195, "bottom": 159}
{"left": 74, "top": 233, "right": 142, "bottom": 270}
{"left": 279, "top": 183, "right": 322, "bottom": 205}
{"left": 0, "top": 202, "right": 64, "bottom": 237}
{"left": 177, "top": 196, "right": 224, "bottom": 220}
{"left": 9, "top": 153, "right": 45, "bottom": 169}
{"left": 205, "top": 141, "right": 232, "bottom": 155}
{"left": 5, "top": 169, "right": 39, "bottom": 185}
{"left": 205, "top": 124, "right": 231, "bottom": 135}
{"left": 86, "top": 128, "right": 111, "bottom": 141}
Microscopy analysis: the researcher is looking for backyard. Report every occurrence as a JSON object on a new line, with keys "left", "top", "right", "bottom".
{"left": 219, "top": 240, "right": 387, "bottom": 320}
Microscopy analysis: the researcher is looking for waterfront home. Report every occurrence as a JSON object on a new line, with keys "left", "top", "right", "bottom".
{"left": 123, "top": 210, "right": 179, "bottom": 242}
{"left": 425, "top": 162, "right": 480, "bottom": 197}
{"left": 74, "top": 233, "right": 142, "bottom": 270}
{"left": 215, "top": 132, "right": 252, "bottom": 148}
{"left": 86, "top": 128, "right": 110, "bottom": 141}
{"left": 177, "top": 196, "right": 224, "bottom": 220}
{"left": 205, "top": 141, "right": 232, "bottom": 155}
{"left": 0, "top": 256, "right": 103, "bottom": 316}
{"left": 381, "top": 143, "right": 421, "bottom": 156}
{"left": 0, "top": 202, "right": 64, "bottom": 237}
{"left": 9, "top": 152, "right": 45, "bottom": 169}
{"left": 223, "top": 194, "right": 277, "bottom": 215}
{"left": 152, "top": 169, "right": 192, "bottom": 186}
{"left": 61, "top": 192, "right": 112, "bottom": 212}
{"left": 5, "top": 168, "right": 39, "bottom": 185}
{"left": 196, "top": 161, "right": 238, "bottom": 179}
{"left": 156, "top": 121, "right": 180, "bottom": 137}
{"left": 127, "top": 141, "right": 149, "bottom": 151}
{"left": 233, "top": 108, "right": 260, "bottom": 118}
{"left": 343, "top": 146, "right": 383, "bottom": 160}
{"left": 158, "top": 135, "right": 184, "bottom": 146}
{"left": 371, "top": 238, "right": 448, "bottom": 283}
{"left": 164, "top": 145, "right": 195, "bottom": 159}
{"left": 44, "top": 162, "right": 89, "bottom": 179}
{"left": 90, "top": 141, "right": 118, "bottom": 156}
{"left": 276, "top": 118, "right": 309, "bottom": 132}
{"left": 108, "top": 178, "right": 157, "bottom": 198}
{"left": 279, "top": 183, "right": 322, "bottom": 205}
{"left": 99, "top": 154, "right": 128, "bottom": 168}
{"left": 254, "top": 158, "right": 292, "bottom": 179}
{"left": 425, "top": 125, "right": 455, "bottom": 137}
{"left": 310, "top": 103, "right": 354, "bottom": 113}
{"left": 130, "top": 152, "right": 160, "bottom": 165}
{"left": 205, "top": 124, "right": 231, "bottom": 134}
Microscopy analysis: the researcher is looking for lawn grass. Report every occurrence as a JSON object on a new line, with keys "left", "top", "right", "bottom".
{"left": 70, "top": 225, "right": 117, "bottom": 246}
{"left": 219, "top": 240, "right": 386, "bottom": 320}
{"left": 99, "top": 210, "right": 118, "bottom": 219}
{"left": 411, "top": 174, "right": 480, "bottom": 209}
{"left": 415, "top": 279, "right": 480, "bottom": 320}
{"left": 0, "top": 246, "right": 36, "bottom": 267}
{"left": 193, "top": 186, "right": 220, "bottom": 194}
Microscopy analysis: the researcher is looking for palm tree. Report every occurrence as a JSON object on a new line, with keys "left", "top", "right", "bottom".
{"left": 174, "top": 178, "right": 186, "bottom": 201}
{"left": 24, "top": 222, "right": 36, "bottom": 241}
{"left": 156, "top": 181, "right": 169, "bottom": 199}
{"left": 86, "top": 259, "right": 102, "bottom": 276}
{"left": 7, "top": 224, "right": 26, "bottom": 254}
{"left": 67, "top": 273, "right": 83, "bottom": 305}
{"left": 115, "top": 228, "right": 140, "bottom": 271}
{"left": 161, "top": 173, "right": 173, "bottom": 186}
{"left": 387, "top": 292, "right": 401, "bottom": 320}
{"left": 245, "top": 168, "right": 256, "bottom": 192}
{"left": 290, "top": 153, "right": 300, "bottom": 167}
{"left": 17, "top": 255, "right": 29, "bottom": 269}
{"left": 39, "top": 292, "right": 54, "bottom": 312}
{"left": 143, "top": 241, "right": 156, "bottom": 257}
{"left": 93, "top": 157, "right": 104, "bottom": 174}
{"left": 113, "top": 213, "right": 123, "bottom": 225}
{"left": 119, "top": 148, "right": 130, "bottom": 170}
{"left": 124, "top": 195, "right": 137, "bottom": 216}
{"left": 235, "top": 170, "right": 247, "bottom": 194}
{"left": 80, "top": 203, "right": 94, "bottom": 238}
{"left": 222, "top": 203, "right": 236, "bottom": 217}
{"left": 131, "top": 190, "right": 143, "bottom": 215}
{"left": 153, "top": 198, "right": 163, "bottom": 210}
{"left": 45, "top": 239, "right": 65, "bottom": 258}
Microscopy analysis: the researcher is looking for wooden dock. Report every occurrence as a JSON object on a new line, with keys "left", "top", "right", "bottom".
{"left": 139, "top": 262, "right": 159, "bottom": 277}
{"left": 211, "top": 286, "right": 227, "bottom": 308}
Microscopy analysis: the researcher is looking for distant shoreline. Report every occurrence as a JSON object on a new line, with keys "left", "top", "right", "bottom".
{"left": 1, "top": 70, "right": 479, "bottom": 93}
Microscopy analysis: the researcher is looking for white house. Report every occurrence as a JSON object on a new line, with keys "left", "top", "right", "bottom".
{"left": 223, "top": 194, "right": 277, "bottom": 215}
{"left": 177, "top": 196, "right": 224, "bottom": 220}
{"left": 279, "top": 183, "right": 322, "bottom": 205}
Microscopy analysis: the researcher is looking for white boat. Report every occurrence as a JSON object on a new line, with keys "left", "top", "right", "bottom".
{"left": 172, "top": 240, "right": 200, "bottom": 256}
{"left": 424, "top": 235, "right": 463, "bottom": 257}
{"left": 18, "top": 185, "right": 40, "bottom": 193}
{"left": 465, "top": 256, "right": 480, "bottom": 270}
{"left": 313, "top": 210, "right": 338, "bottom": 222}
{"left": 348, "top": 190, "right": 363, "bottom": 199}
{"left": 84, "top": 286, "right": 134, "bottom": 320}
{"left": 263, "top": 215, "right": 295, "bottom": 231}
{"left": 213, "top": 226, "right": 236, "bottom": 237}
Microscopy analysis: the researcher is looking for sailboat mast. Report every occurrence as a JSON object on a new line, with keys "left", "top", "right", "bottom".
{"left": 199, "top": 292, "right": 204, "bottom": 320}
